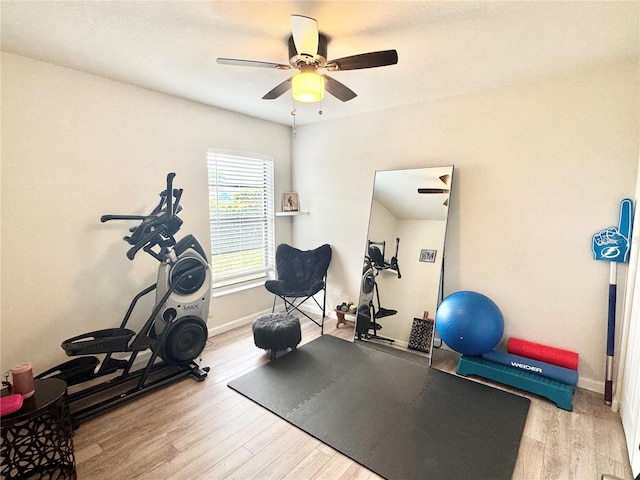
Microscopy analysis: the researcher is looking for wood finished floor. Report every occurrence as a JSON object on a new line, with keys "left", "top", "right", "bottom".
{"left": 73, "top": 316, "right": 634, "bottom": 480}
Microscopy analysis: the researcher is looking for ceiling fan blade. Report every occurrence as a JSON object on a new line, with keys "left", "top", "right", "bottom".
{"left": 418, "top": 188, "right": 450, "bottom": 194}
{"left": 323, "top": 75, "right": 357, "bottom": 102}
{"left": 326, "top": 50, "right": 398, "bottom": 71}
{"left": 439, "top": 174, "right": 452, "bottom": 186}
{"left": 291, "top": 14, "right": 319, "bottom": 58}
{"left": 217, "top": 58, "right": 291, "bottom": 70}
{"left": 262, "top": 77, "right": 293, "bottom": 100}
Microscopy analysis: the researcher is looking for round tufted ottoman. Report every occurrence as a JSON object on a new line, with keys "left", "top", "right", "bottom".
{"left": 252, "top": 313, "right": 301, "bottom": 360}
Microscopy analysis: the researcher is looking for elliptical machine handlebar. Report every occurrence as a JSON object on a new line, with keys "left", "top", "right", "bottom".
{"left": 367, "top": 237, "right": 401, "bottom": 278}
{"left": 164, "top": 172, "right": 176, "bottom": 218}
{"left": 390, "top": 237, "right": 401, "bottom": 279}
{"left": 100, "top": 173, "right": 184, "bottom": 261}
{"left": 124, "top": 223, "right": 169, "bottom": 260}
{"left": 100, "top": 214, "right": 147, "bottom": 222}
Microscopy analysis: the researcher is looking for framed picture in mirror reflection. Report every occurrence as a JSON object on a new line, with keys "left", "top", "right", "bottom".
{"left": 419, "top": 249, "right": 437, "bottom": 263}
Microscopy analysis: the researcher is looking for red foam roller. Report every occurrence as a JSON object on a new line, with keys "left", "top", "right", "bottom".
{"left": 507, "top": 337, "right": 579, "bottom": 371}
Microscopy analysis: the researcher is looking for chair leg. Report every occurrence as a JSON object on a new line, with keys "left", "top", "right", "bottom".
{"left": 283, "top": 297, "right": 294, "bottom": 314}
{"left": 279, "top": 295, "right": 325, "bottom": 332}
{"left": 272, "top": 287, "right": 329, "bottom": 335}
{"left": 321, "top": 281, "right": 326, "bottom": 335}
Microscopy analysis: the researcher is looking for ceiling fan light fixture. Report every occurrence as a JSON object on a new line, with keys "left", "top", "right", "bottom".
{"left": 292, "top": 72, "right": 325, "bottom": 103}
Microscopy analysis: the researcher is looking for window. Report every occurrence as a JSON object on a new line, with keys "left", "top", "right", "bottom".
{"left": 207, "top": 149, "right": 275, "bottom": 291}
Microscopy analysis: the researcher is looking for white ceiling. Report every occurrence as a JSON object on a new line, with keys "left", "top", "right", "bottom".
{"left": 374, "top": 166, "right": 453, "bottom": 221}
{"left": 1, "top": 1, "right": 638, "bottom": 127}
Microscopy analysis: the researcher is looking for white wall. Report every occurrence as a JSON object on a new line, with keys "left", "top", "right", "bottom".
{"left": 0, "top": 53, "right": 292, "bottom": 373}
{"left": 2, "top": 52, "right": 637, "bottom": 392}
{"left": 292, "top": 59, "right": 639, "bottom": 391}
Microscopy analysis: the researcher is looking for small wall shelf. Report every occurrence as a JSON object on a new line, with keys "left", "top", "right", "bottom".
{"left": 276, "top": 211, "right": 309, "bottom": 217}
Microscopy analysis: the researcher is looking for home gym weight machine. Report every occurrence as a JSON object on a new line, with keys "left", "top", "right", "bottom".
{"left": 355, "top": 238, "right": 401, "bottom": 342}
{"left": 36, "top": 173, "right": 211, "bottom": 424}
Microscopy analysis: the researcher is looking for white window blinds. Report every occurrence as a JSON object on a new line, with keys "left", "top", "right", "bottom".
{"left": 207, "top": 150, "right": 275, "bottom": 290}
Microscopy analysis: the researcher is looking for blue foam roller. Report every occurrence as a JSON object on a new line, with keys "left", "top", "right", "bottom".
{"left": 482, "top": 350, "right": 578, "bottom": 386}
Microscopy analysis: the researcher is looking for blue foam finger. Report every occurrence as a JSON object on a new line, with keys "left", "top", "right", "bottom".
{"left": 592, "top": 198, "right": 633, "bottom": 263}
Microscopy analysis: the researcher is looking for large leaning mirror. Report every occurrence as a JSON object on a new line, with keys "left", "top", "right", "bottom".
{"left": 355, "top": 165, "right": 454, "bottom": 364}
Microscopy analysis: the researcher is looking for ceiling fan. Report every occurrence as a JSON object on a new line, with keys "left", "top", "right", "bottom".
{"left": 417, "top": 174, "right": 452, "bottom": 194}
{"left": 216, "top": 15, "right": 398, "bottom": 103}
{"left": 418, "top": 174, "right": 451, "bottom": 206}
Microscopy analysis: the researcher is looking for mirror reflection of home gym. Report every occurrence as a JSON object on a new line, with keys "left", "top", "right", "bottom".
{"left": 355, "top": 166, "right": 454, "bottom": 364}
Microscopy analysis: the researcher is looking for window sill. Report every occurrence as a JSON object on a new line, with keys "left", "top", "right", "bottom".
{"left": 212, "top": 279, "right": 268, "bottom": 298}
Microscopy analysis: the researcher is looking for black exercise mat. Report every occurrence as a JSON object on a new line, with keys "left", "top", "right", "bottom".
{"left": 228, "top": 335, "right": 530, "bottom": 480}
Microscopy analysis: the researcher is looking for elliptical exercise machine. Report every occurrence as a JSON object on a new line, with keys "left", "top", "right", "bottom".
{"left": 37, "top": 173, "right": 211, "bottom": 424}
{"left": 355, "top": 238, "right": 401, "bottom": 342}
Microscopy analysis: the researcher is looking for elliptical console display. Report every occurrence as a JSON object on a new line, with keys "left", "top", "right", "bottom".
{"left": 36, "top": 173, "right": 211, "bottom": 424}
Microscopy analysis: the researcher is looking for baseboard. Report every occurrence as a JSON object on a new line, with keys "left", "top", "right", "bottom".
{"left": 129, "top": 349, "right": 152, "bottom": 370}
{"left": 577, "top": 376, "right": 603, "bottom": 394}
{"left": 209, "top": 308, "right": 604, "bottom": 395}
{"left": 296, "top": 303, "right": 324, "bottom": 316}
{"left": 395, "top": 339, "right": 410, "bottom": 349}
{"left": 207, "top": 302, "right": 328, "bottom": 338}
{"left": 207, "top": 309, "right": 272, "bottom": 337}
{"left": 272, "top": 302, "right": 326, "bottom": 318}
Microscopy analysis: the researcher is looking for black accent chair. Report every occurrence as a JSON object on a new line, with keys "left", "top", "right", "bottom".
{"left": 265, "top": 243, "right": 332, "bottom": 334}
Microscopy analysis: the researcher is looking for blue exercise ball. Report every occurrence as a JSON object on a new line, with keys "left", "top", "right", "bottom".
{"left": 435, "top": 291, "right": 504, "bottom": 356}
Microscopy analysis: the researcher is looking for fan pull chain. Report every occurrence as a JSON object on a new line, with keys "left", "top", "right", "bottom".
{"left": 291, "top": 101, "right": 297, "bottom": 137}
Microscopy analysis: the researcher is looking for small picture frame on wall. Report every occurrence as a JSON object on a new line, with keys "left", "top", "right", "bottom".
{"left": 419, "top": 249, "right": 437, "bottom": 263}
{"left": 283, "top": 192, "right": 299, "bottom": 212}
